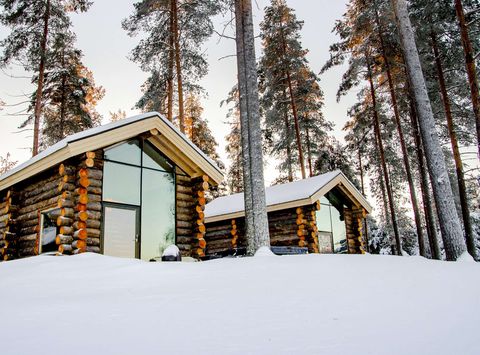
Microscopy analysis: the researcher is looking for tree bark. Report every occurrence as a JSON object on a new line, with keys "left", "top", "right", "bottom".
{"left": 373, "top": 3, "right": 426, "bottom": 256}
{"left": 32, "top": 0, "right": 51, "bottom": 156}
{"left": 172, "top": 0, "right": 185, "bottom": 133}
{"left": 167, "top": 3, "right": 174, "bottom": 122}
{"left": 305, "top": 118, "right": 313, "bottom": 177}
{"left": 234, "top": 0, "right": 270, "bottom": 255}
{"left": 408, "top": 96, "right": 441, "bottom": 260}
{"left": 366, "top": 52, "right": 402, "bottom": 255}
{"left": 430, "top": 29, "right": 476, "bottom": 260}
{"left": 279, "top": 24, "right": 306, "bottom": 179}
{"left": 282, "top": 88, "right": 294, "bottom": 182}
{"left": 358, "top": 147, "right": 369, "bottom": 252}
{"left": 455, "top": 0, "right": 480, "bottom": 159}
{"left": 391, "top": 0, "right": 466, "bottom": 260}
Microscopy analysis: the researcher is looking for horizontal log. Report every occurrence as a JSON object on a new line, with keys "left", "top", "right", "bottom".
{"left": 59, "top": 226, "right": 73, "bottom": 235}
{"left": 177, "top": 200, "right": 193, "bottom": 209}
{"left": 86, "top": 246, "right": 100, "bottom": 253}
{"left": 58, "top": 244, "right": 72, "bottom": 254}
{"left": 19, "top": 225, "right": 40, "bottom": 235}
{"left": 176, "top": 227, "right": 193, "bottom": 236}
{"left": 177, "top": 212, "right": 193, "bottom": 222}
{"left": 85, "top": 202, "right": 101, "bottom": 212}
{"left": 59, "top": 164, "right": 75, "bottom": 177}
{"left": 72, "top": 239, "right": 87, "bottom": 250}
{"left": 57, "top": 181, "right": 75, "bottom": 193}
{"left": 57, "top": 216, "right": 73, "bottom": 227}
{"left": 18, "top": 247, "right": 36, "bottom": 257}
{"left": 205, "top": 228, "right": 231, "bottom": 238}
{"left": 176, "top": 192, "right": 194, "bottom": 203}
{"left": 176, "top": 184, "right": 193, "bottom": 194}
{"left": 177, "top": 243, "right": 192, "bottom": 252}
{"left": 24, "top": 188, "right": 61, "bottom": 207}
{"left": 23, "top": 178, "right": 61, "bottom": 199}
{"left": 176, "top": 175, "right": 192, "bottom": 184}
{"left": 204, "top": 224, "right": 232, "bottom": 233}
{"left": 57, "top": 198, "right": 74, "bottom": 209}
{"left": 176, "top": 236, "right": 192, "bottom": 245}
{"left": 61, "top": 208, "right": 75, "bottom": 218}
{"left": 74, "top": 229, "right": 88, "bottom": 240}
{"left": 62, "top": 175, "right": 75, "bottom": 184}
{"left": 18, "top": 234, "right": 37, "bottom": 242}
{"left": 86, "top": 228, "right": 101, "bottom": 238}
{"left": 86, "top": 237, "right": 100, "bottom": 246}
{"left": 56, "top": 234, "right": 73, "bottom": 245}
{"left": 177, "top": 220, "right": 192, "bottom": 229}
{"left": 76, "top": 210, "right": 101, "bottom": 222}
{"left": 73, "top": 219, "right": 101, "bottom": 230}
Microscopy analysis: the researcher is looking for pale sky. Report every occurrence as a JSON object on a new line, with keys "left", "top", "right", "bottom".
{"left": 0, "top": 0, "right": 355, "bottom": 184}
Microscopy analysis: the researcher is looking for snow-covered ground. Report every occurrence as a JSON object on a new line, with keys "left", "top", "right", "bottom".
{"left": 1, "top": 253, "right": 479, "bottom": 355}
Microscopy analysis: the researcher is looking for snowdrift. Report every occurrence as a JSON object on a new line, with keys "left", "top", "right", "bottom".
{"left": 0, "top": 253, "right": 479, "bottom": 355}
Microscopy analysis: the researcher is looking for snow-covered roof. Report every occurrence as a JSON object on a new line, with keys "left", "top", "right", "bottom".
{"left": 205, "top": 171, "right": 372, "bottom": 223}
{"left": 0, "top": 112, "right": 223, "bottom": 190}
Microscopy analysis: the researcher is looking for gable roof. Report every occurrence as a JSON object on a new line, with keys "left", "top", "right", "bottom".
{"left": 0, "top": 112, "right": 223, "bottom": 191}
{"left": 205, "top": 171, "right": 372, "bottom": 223}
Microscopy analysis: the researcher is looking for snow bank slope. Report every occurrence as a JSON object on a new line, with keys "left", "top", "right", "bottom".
{"left": 0, "top": 253, "right": 479, "bottom": 355}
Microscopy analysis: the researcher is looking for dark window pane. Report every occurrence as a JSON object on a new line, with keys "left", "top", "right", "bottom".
{"left": 141, "top": 169, "right": 175, "bottom": 261}
{"left": 142, "top": 141, "right": 173, "bottom": 172}
{"left": 41, "top": 209, "right": 60, "bottom": 253}
{"left": 104, "top": 140, "right": 141, "bottom": 166}
{"left": 331, "top": 205, "right": 347, "bottom": 254}
{"left": 103, "top": 161, "right": 141, "bottom": 205}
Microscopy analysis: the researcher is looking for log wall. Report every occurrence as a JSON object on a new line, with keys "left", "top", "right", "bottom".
{"left": 176, "top": 174, "right": 194, "bottom": 256}
{"left": 344, "top": 206, "right": 366, "bottom": 254}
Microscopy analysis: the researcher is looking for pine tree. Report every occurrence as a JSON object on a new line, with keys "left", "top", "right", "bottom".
{"left": 391, "top": 0, "right": 467, "bottom": 260}
{"left": 222, "top": 85, "right": 244, "bottom": 194}
{"left": 0, "top": 0, "right": 92, "bottom": 156}
{"left": 39, "top": 29, "right": 104, "bottom": 147}
{"left": 123, "top": 0, "right": 223, "bottom": 132}
{"left": 259, "top": 0, "right": 330, "bottom": 181}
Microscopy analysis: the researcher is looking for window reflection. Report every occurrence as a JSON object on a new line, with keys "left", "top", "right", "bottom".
{"left": 40, "top": 209, "right": 60, "bottom": 253}
{"left": 141, "top": 169, "right": 175, "bottom": 261}
{"left": 315, "top": 198, "right": 347, "bottom": 254}
{"left": 104, "top": 140, "right": 141, "bottom": 165}
{"left": 103, "top": 162, "right": 141, "bottom": 205}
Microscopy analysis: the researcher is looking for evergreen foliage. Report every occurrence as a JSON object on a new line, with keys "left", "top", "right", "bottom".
{"left": 259, "top": 0, "right": 331, "bottom": 181}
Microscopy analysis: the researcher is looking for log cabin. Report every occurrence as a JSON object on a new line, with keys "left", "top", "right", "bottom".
{"left": 204, "top": 171, "right": 372, "bottom": 257}
{"left": 0, "top": 112, "right": 223, "bottom": 261}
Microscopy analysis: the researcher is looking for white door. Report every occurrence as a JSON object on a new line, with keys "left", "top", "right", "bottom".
{"left": 103, "top": 205, "right": 139, "bottom": 258}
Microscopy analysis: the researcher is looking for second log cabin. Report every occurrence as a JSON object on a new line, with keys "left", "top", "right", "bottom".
{"left": 0, "top": 112, "right": 223, "bottom": 261}
{"left": 204, "top": 171, "right": 372, "bottom": 257}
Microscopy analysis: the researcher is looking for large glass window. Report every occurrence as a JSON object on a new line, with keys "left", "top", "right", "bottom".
{"left": 315, "top": 197, "right": 347, "bottom": 254}
{"left": 103, "top": 139, "right": 176, "bottom": 261}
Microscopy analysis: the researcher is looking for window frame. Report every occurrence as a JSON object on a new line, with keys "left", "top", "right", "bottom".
{"left": 102, "top": 138, "right": 178, "bottom": 260}
{"left": 39, "top": 207, "right": 61, "bottom": 255}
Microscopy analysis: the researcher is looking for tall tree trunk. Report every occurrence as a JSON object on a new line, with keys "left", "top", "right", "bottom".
{"left": 32, "top": 0, "right": 51, "bottom": 156}
{"left": 373, "top": 3, "right": 426, "bottom": 256}
{"left": 366, "top": 52, "right": 402, "bottom": 255}
{"left": 282, "top": 88, "right": 294, "bottom": 182}
{"left": 305, "top": 115, "right": 313, "bottom": 177}
{"left": 59, "top": 48, "right": 66, "bottom": 140}
{"left": 234, "top": 0, "right": 270, "bottom": 255}
{"left": 172, "top": 0, "right": 185, "bottom": 133}
{"left": 455, "top": 0, "right": 480, "bottom": 159}
{"left": 408, "top": 92, "right": 441, "bottom": 259}
{"left": 430, "top": 29, "right": 477, "bottom": 260}
{"left": 358, "top": 147, "right": 369, "bottom": 252}
{"left": 279, "top": 24, "right": 306, "bottom": 179}
{"left": 167, "top": 5, "right": 174, "bottom": 122}
{"left": 391, "top": 0, "right": 466, "bottom": 260}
